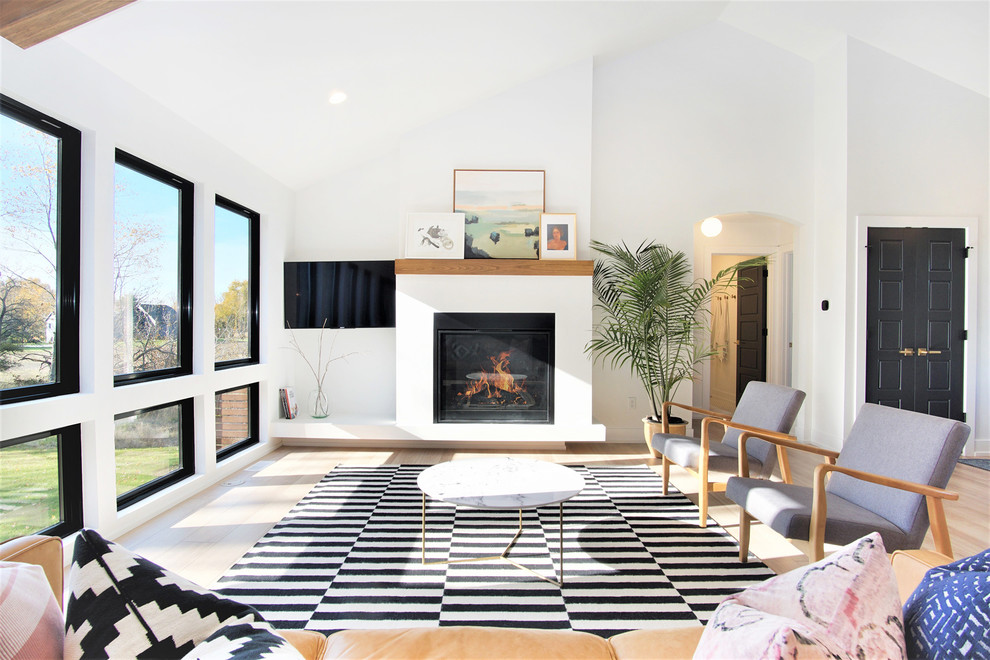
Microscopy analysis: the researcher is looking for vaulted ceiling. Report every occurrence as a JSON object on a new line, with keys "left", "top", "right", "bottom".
{"left": 7, "top": 1, "right": 987, "bottom": 190}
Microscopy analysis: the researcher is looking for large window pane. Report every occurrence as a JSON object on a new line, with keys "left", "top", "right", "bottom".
{"left": 115, "top": 400, "right": 193, "bottom": 508}
{"left": 0, "top": 426, "right": 82, "bottom": 539}
{"left": 214, "top": 197, "right": 258, "bottom": 365}
{"left": 113, "top": 150, "right": 192, "bottom": 384}
{"left": 0, "top": 95, "right": 80, "bottom": 403}
{"left": 215, "top": 383, "right": 258, "bottom": 459}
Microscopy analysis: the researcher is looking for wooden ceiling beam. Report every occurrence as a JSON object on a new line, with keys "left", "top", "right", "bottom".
{"left": 1, "top": 0, "right": 137, "bottom": 49}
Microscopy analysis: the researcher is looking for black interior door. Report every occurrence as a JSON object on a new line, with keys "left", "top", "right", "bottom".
{"left": 736, "top": 265, "right": 767, "bottom": 402}
{"left": 865, "top": 227, "right": 966, "bottom": 421}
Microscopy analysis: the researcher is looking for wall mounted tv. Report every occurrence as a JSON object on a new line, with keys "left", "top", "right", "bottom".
{"left": 284, "top": 261, "right": 396, "bottom": 329}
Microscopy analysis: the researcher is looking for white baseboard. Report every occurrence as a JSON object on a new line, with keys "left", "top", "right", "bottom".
{"left": 969, "top": 437, "right": 990, "bottom": 458}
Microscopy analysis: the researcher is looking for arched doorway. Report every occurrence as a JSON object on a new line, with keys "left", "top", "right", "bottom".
{"left": 693, "top": 213, "right": 796, "bottom": 414}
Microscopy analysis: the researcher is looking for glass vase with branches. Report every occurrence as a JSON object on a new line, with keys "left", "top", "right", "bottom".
{"left": 285, "top": 320, "right": 355, "bottom": 418}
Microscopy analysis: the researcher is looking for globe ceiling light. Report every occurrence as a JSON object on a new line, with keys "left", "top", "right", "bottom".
{"left": 700, "top": 216, "right": 723, "bottom": 237}
{"left": 328, "top": 90, "right": 348, "bottom": 105}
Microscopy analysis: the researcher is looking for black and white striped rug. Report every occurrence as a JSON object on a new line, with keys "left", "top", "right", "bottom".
{"left": 215, "top": 464, "right": 774, "bottom": 638}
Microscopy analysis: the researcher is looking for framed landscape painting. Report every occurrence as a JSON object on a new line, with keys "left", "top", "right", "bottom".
{"left": 453, "top": 169, "right": 545, "bottom": 259}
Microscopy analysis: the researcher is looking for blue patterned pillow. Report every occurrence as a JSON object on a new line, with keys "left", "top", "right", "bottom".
{"left": 64, "top": 529, "right": 302, "bottom": 660}
{"left": 903, "top": 548, "right": 990, "bottom": 659}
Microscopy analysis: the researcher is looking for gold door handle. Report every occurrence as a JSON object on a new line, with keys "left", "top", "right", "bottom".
{"left": 898, "top": 348, "right": 914, "bottom": 356}
{"left": 918, "top": 348, "right": 942, "bottom": 356}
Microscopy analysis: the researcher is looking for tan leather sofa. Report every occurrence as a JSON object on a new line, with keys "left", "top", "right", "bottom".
{"left": 1, "top": 535, "right": 948, "bottom": 660}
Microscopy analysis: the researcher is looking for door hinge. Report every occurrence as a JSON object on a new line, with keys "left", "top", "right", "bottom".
{"left": 962, "top": 330, "right": 968, "bottom": 340}
{"left": 762, "top": 328, "right": 768, "bottom": 337}
{"left": 963, "top": 247, "right": 971, "bottom": 259}
{"left": 962, "top": 412, "right": 967, "bottom": 423}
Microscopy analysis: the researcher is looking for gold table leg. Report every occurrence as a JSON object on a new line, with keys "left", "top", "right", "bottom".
{"left": 421, "top": 493, "right": 565, "bottom": 586}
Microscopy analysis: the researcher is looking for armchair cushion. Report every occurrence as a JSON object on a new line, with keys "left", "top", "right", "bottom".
{"left": 0, "top": 561, "right": 64, "bottom": 660}
{"left": 64, "top": 529, "right": 302, "bottom": 660}
{"left": 653, "top": 383, "right": 805, "bottom": 482}
{"left": 720, "top": 382, "right": 805, "bottom": 470}
{"left": 661, "top": 435, "right": 764, "bottom": 477}
{"left": 694, "top": 533, "right": 905, "bottom": 659}
{"left": 725, "top": 477, "right": 913, "bottom": 549}
{"left": 903, "top": 547, "right": 990, "bottom": 659}
{"left": 826, "top": 404, "right": 968, "bottom": 547}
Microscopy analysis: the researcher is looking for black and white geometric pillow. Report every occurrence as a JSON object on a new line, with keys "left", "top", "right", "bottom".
{"left": 64, "top": 528, "right": 303, "bottom": 660}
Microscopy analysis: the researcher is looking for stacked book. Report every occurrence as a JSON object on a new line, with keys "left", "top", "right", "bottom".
{"left": 279, "top": 387, "right": 298, "bottom": 419}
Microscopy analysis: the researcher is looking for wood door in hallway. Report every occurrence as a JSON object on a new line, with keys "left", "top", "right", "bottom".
{"left": 865, "top": 227, "right": 966, "bottom": 421}
{"left": 736, "top": 265, "right": 767, "bottom": 402}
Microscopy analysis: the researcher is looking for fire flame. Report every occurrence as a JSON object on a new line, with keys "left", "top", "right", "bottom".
{"left": 459, "top": 350, "right": 527, "bottom": 404}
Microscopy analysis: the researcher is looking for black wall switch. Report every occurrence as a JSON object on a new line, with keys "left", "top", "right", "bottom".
{"left": 821, "top": 300, "right": 829, "bottom": 311}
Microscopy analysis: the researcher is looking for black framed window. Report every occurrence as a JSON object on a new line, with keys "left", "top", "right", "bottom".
{"left": 215, "top": 383, "right": 258, "bottom": 460}
{"left": 214, "top": 196, "right": 259, "bottom": 367}
{"left": 0, "top": 94, "right": 81, "bottom": 404}
{"left": 115, "top": 399, "right": 194, "bottom": 509}
{"left": 113, "top": 150, "right": 193, "bottom": 385}
{"left": 0, "top": 425, "right": 82, "bottom": 539}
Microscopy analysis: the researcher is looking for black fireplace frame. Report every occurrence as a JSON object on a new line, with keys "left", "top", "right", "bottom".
{"left": 433, "top": 312, "right": 555, "bottom": 424}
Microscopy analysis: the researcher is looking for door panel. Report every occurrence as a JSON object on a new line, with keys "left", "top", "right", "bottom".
{"left": 865, "top": 227, "right": 965, "bottom": 421}
{"left": 736, "top": 265, "right": 767, "bottom": 402}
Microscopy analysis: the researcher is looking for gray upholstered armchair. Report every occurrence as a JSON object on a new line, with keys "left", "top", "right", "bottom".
{"left": 727, "top": 402, "right": 970, "bottom": 563}
{"left": 653, "top": 381, "right": 806, "bottom": 527}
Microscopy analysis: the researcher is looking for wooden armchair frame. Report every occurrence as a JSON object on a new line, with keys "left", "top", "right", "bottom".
{"left": 660, "top": 401, "right": 797, "bottom": 527}
{"left": 736, "top": 433, "right": 959, "bottom": 563}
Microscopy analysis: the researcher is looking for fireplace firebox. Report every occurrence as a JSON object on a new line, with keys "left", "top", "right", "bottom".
{"left": 434, "top": 313, "right": 554, "bottom": 424}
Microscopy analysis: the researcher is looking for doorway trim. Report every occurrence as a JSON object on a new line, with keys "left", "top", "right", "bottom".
{"left": 700, "top": 243, "right": 789, "bottom": 413}
{"left": 854, "top": 216, "right": 979, "bottom": 455}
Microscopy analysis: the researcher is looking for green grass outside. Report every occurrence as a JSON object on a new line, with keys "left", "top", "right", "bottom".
{"left": 0, "top": 444, "right": 180, "bottom": 541}
{"left": 0, "top": 441, "right": 59, "bottom": 541}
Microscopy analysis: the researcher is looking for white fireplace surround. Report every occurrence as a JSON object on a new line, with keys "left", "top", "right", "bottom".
{"left": 395, "top": 271, "right": 604, "bottom": 443}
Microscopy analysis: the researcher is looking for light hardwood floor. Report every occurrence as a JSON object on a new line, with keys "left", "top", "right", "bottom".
{"left": 117, "top": 443, "right": 990, "bottom": 588}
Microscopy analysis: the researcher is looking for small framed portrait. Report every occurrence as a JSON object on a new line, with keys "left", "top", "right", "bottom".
{"left": 405, "top": 212, "right": 465, "bottom": 259}
{"left": 539, "top": 213, "right": 576, "bottom": 260}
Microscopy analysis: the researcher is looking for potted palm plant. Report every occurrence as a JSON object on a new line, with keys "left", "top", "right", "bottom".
{"left": 585, "top": 239, "right": 764, "bottom": 453}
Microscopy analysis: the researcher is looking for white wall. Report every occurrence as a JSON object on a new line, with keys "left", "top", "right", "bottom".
{"left": 590, "top": 22, "right": 814, "bottom": 441}
{"left": 844, "top": 40, "right": 989, "bottom": 447}
{"left": 809, "top": 39, "right": 850, "bottom": 449}
{"left": 0, "top": 39, "right": 294, "bottom": 538}
{"left": 290, "top": 154, "right": 400, "bottom": 420}
{"left": 282, "top": 23, "right": 990, "bottom": 454}
{"left": 288, "top": 59, "right": 595, "bottom": 420}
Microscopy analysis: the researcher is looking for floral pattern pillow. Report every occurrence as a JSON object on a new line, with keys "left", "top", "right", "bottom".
{"left": 694, "top": 533, "right": 906, "bottom": 659}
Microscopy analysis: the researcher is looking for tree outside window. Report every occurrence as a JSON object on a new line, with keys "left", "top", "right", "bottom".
{"left": 0, "top": 98, "right": 79, "bottom": 400}
{"left": 214, "top": 197, "right": 258, "bottom": 366}
{"left": 113, "top": 151, "right": 193, "bottom": 382}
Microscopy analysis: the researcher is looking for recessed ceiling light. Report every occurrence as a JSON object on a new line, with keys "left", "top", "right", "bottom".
{"left": 328, "top": 91, "right": 348, "bottom": 105}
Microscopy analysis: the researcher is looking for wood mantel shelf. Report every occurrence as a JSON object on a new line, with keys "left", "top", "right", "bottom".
{"left": 395, "top": 259, "right": 593, "bottom": 276}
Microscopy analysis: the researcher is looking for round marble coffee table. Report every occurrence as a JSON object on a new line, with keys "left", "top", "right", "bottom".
{"left": 417, "top": 457, "right": 585, "bottom": 585}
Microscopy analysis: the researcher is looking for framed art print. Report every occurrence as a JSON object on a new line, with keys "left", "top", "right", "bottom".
{"left": 539, "top": 213, "right": 576, "bottom": 260}
{"left": 453, "top": 169, "right": 545, "bottom": 259}
{"left": 405, "top": 212, "right": 465, "bottom": 259}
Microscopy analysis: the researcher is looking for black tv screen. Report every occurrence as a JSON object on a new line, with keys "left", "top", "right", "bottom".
{"left": 284, "top": 261, "right": 396, "bottom": 329}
